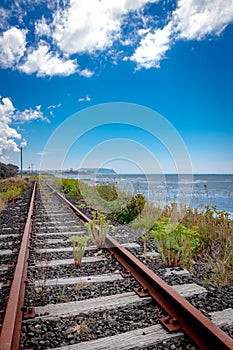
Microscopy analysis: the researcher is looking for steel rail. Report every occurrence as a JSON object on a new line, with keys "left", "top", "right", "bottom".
{"left": 47, "top": 183, "right": 233, "bottom": 350}
{"left": 105, "top": 235, "right": 233, "bottom": 350}
{"left": 0, "top": 181, "right": 37, "bottom": 350}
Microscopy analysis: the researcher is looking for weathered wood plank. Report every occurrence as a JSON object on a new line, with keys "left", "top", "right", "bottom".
{"left": 35, "top": 272, "right": 123, "bottom": 287}
{"left": 210, "top": 308, "right": 233, "bottom": 326}
{"left": 36, "top": 242, "right": 140, "bottom": 254}
{"left": 33, "top": 292, "right": 151, "bottom": 320}
{"left": 34, "top": 256, "right": 107, "bottom": 267}
{"left": 50, "top": 324, "right": 182, "bottom": 350}
{"left": 172, "top": 283, "right": 207, "bottom": 297}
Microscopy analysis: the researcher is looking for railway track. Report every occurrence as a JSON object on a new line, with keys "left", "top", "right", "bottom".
{"left": 0, "top": 180, "right": 233, "bottom": 350}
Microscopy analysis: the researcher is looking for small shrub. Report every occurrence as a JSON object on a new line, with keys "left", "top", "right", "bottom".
{"left": 85, "top": 211, "right": 110, "bottom": 248}
{"left": 96, "top": 184, "right": 118, "bottom": 202}
{"left": 111, "top": 193, "right": 146, "bottom": 224}
{"left": 61, "top": 178, "right": 82, "bottom": 198}
{"left": 150, "top": 218, "right": 200, "bottom": 267}
{"left": 0, "top": 177, "right": 30, "bottom": 206}
{"left": 70, "top": 235, "right": 90, "bottom": 267}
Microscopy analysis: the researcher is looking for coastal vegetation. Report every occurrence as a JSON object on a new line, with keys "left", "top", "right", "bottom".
{"left": 132, "top": 203, "right": 233, "bottom": 285}
{"left": 150, "top": 218, "right": 200, "bottom": 268}
{"left": 58, "top": 177, "right": 232, "bottom": 285}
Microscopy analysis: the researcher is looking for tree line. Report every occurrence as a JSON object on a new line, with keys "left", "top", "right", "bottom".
{"left": 0, "top": 162, "right": 19, "bottom": 179}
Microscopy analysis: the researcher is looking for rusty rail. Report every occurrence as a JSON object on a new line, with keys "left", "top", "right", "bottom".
{"left": 105, "top": 235, "right": 233, "bottom": 350}
{"left": 44, "top": 183, "right": 233, "bottom": 350}
{"left": 0, "top": 182, "right": 37, "bottom": 350}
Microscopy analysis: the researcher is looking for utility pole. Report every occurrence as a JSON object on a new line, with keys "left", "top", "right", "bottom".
{"left": 20, "top": 147, "right": 23, "bottom": 178}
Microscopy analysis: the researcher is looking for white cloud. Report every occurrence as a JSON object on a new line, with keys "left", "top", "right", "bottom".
{"left": 0, "top": 97, "right": 15, "bottom": 123}
{"left": 130, "top": 0, "right": 233, "bottom": 69}
{"left": 0, "top": 27, "right": 27, "bottom": 68}
{"left": 0, "top": 7, "right": 11, "bottom": 30}
{"left": 14, "top": 108, "right": 49, "bottom": 122}
{"left": 35, "top": 16, "right": 51, "bottom": 37}
{"left": 1, "top": 0, "right": 233, "bottom": 76}
{"left": 48, "top": 103, "right": 62, "bottom": 109}
{"left": 173, "top": 0, "right": 233, "bottom": 40}
{"left": 0, "top": 97, "right": 21, "bottom": 160}
{"left": 78, "top": 95, "right": 91, "bottom": 102}
{"left": 49, "top": 0, "right": 159, "bottom": 55}
{"left": 0, "top": 96, "right": 48, "bottom": 161}
{"left": 78, "top": 68, "right": 94, "bottom": 78}
{"left": 130, "top": 23, "right": 172, "bottom": 69}
{"left": 19, "top": 42, "right": 78, "bottom": 77}
{"left": 20, "top": 139, "right": 27, "bottom": 148}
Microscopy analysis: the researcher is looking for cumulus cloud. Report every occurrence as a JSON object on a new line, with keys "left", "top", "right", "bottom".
{"left": 49, "top": 0, "right": 158, "bottom": 55}
{"left": 0, "top": 27, "right": 27, "bottom": 68}
{"left": 14, "top": 108, "right": 49, "bottom": 123}
{"left": 173, "top": 0, "right": 233, "bottom": 40}
{"left": 0, "top": 96, "right": 48, "bottom": 161}
{"left": 130, "top": 0, "right": 233, "bottom": 69}
{"left": 130, "top": 23, "right": 172, "bottom": 69}
{"left": 1, "top": 0, "right": 233, "bottom": 75}
{"left": 19, "top": 42, "right": 78, "bottom": 77}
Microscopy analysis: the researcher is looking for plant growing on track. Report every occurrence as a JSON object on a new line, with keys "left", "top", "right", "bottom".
{"left": 150, "top": 218, "right": 200, "bottom": 267}
{"left": 130, "top": 201, "right": 161, "bottom": 259}
{"left": 70, "top": 235, "right": 90, "bottom": 267}
{"left": 141, "top": 233, "right": 150, "bottom": 260}
{"left": 35, "top": 262, "right": 49, "bottom": 302}
{"left": 85, "top": 211, "right": 110, "bottom": 248}
{"left": 68, "top": 320, "right": 89, "bottom": 338}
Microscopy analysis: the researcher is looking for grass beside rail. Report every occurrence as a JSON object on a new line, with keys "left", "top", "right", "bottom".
{"left": 0, "top": 177, "right": 31, "bottom": 211}
{"left": 51, "top": 177, "right": 233, "bottom": 285}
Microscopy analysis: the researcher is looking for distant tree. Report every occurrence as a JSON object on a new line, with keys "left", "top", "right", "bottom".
{"left": 0, "top": 163, "right": 19, "bottom": 179}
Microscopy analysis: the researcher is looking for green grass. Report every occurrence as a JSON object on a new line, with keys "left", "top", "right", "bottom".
{"left": 0, "top": 177, "right": 31, "bottom": 211}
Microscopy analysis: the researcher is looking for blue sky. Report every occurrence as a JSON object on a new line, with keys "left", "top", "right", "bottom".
{"left": 0, "top": 0, "right": 232, "bottom": 174}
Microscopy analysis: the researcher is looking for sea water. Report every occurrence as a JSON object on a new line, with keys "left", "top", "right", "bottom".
{"left": 61, "top": 173, "right": 233, "bottom": 217}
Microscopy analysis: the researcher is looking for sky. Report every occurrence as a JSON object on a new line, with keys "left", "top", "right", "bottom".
{"left": 0, "top": 0, "right": 233, "bottom": 174}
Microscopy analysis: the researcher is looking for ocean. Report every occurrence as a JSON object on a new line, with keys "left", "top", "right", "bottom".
{"left": 60, "top": 173, "right": 233, "bottom": 217}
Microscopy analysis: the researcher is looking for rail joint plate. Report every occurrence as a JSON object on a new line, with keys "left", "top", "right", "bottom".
{"left": 160, "top": 316, "right": 181, "bottom": 332}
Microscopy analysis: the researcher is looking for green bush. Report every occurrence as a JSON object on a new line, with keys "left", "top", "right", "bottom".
{"left": 0, "top": 177, "right": 30, "bottom": 208}
{"left": 96, "top": 184, "right": 118, "bottom": 202}
{"left": 110, "top": 193, "right": 146, "bottom": 224}
{"left": 150, "top": 218, "right": 200, "bottom": 267}
{"left": 61, "top": 178, "right": 83, "bottom": 198}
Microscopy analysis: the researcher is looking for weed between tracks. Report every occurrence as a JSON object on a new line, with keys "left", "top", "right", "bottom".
{"left": 85, "top": 211, "right": 110, "bottom": 248}
{"left": 35, "top": 262, "right": 49, "bottom": 302}
{"left": 70, "top": 235, "right": 90, "bottom": 267}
